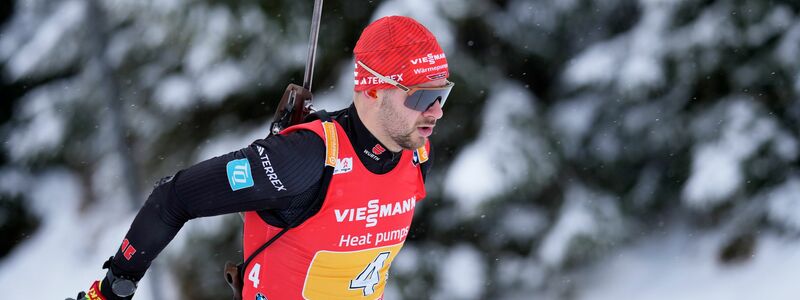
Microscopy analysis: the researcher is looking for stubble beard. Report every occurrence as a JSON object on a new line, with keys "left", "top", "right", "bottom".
{"left": 380, "top": 98, "right": 426, "bottom": 150}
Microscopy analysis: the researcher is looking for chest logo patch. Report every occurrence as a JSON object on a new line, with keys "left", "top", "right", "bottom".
{"left": 334, "top": 157, "right": 354, "bottom": 175}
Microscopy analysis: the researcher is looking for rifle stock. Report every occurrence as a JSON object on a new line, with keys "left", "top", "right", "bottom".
{"left": 224, "top": 261, "right": 244, "bottom": 300}
{"left": 270, "top": 84, "right": 314, "bottom": 136}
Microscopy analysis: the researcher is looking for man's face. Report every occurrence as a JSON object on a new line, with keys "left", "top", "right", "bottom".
{"left": 378, "top": 79, "right": 447, "bottom": 150}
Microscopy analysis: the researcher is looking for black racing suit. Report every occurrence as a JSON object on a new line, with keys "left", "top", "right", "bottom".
{"left": 107, "top": 104, "right": 433, "bottom": 283}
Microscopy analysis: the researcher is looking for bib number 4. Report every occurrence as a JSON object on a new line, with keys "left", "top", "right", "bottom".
{"left": 349, "top": 252, "right": 390, "bottom": 296}
{"left": 249, "top": 263, "right": 261, "bottom": 288}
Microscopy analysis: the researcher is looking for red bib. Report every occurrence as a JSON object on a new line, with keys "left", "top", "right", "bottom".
{"left": 242, "top": 119, "right": 429, "bottom": 299}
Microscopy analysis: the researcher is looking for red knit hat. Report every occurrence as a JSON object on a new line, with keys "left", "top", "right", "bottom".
{"left": 353, "top": 16, "right": 449, "bottom": 91}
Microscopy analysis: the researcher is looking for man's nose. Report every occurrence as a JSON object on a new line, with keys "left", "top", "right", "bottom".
{"left": 422, "top": 99, "right": 444, "bottom": 120}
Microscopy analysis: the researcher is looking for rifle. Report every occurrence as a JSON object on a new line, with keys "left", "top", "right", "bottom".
{"left": 269, "top": 0, "right": 324, "bottom": 136}
{"left": 224, "top": 1, "right": 324, "bottom": 299}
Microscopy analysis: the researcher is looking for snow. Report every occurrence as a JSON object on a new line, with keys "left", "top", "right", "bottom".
{"left": 795, "top": 73, "right": 800, "bottom": 95}
{"left": 577, "top": 228, "right": 800, "bottom": 300}
{"left": 487, "top": 0, "right": 588, "bottom": 53}
{"left": 0, "top": 168, "right": 29, "bottom": 198}
{"left": 565, "top": 0, "right": 675, "bottom": 94}
{"left": 775, "top": 21, "right": 800, "bottom": 66}
{"left": 6, "top": 0, "right": 86, "bottom": 79}
{"left": 549, "top": 95, "right": 601, "bottom": 157}
{"left": 390, "top": 244, "right": 421, "bottom": 276}
{"left": 564, "top": 38, "right": 621, "bottom": 88}
{"left": 683, "top": 145, "right": 743, "bottom": 208}
{"left": 629, "top": 164, "right": 662, "bottom": 208}
{"left": 619, "top": 54, "right": 663, "bottom": 93}
{"left": 744, "top": 6, "right": 793, "bottom": 47}
{"left": 434, "top": 244, "right": 486, "bottom": 300}
{"left": 437, "top": 0, "right": 471, "bottom": 20}
{"left": 682, "top": 2, "right": 737, "bottom": 50}
{"left": 498, "top": 205, "right": 548, "bottom": 243}
{"left": 372, "top": 0, "right": 455, "bottom": 50}
{"left": 312, "top": 61, "right": 359, "bottom": 112}
{"left": 185, "top": 5, "right": 233, "bottom": 75}
{"left": 153, "top": 74, "right": 196, "bottom": 112}
{"left": 5, "top": 85, "right": 67, "bottom": 162}
{"left": 538, "top": 183, "right": 624, "bottom": 267}
{"left": 489, "top": 1, "right": 541, "bottom": 40}
{"left": 240, "top": 6, "right": 268, "bottom": 34}
{"left": 90, "top": 153, "right": 134, "bottom": 206}
{"left": 0, "top": 162, "right": 221, "bottom": 300}
{"left": 0, "top": 2, "right": 37, "bottom": 63}
{"left": 617, "top": 0, "right": 671, "bottom": 93}
{"left": 589, "top": 127, "right": 623, "bottom": 162}
{"left": 0, "top": 169, "right": 174, "bottom": 300}
{"left": 444, "top": 81, "right": 551, "bottom": 218}
{"left": 144, "top": 0, "right": 186, "bottom": 14}
{"left": 27, "top": 170, "right": 84, "bottom": 218}
{"left": 105, "top": 27, "right": 137, "bottom": 67}
{"left": 683, "top": 98, "right": 778, "bottom": 209}
{"left": 102, "top": 0, "right": 185, "bottom": 15}
{"left": 493, "top": 254, "right": 546, "bottom": 294}
{"left": 197, "top": 60, "right": 248, "bottom": 104}
{"left": 140, "top": 18, "right": 170, "bottom": 48}
{"left": 193, "top": 122, "right": 272, "bottom": 163}
{"left": 765, "top": 176, "right": 800, "bottom": 232}
{"left": 771, "top": 130, "right": 799, "bottom": 161}
{"left": 443, "top": 142, "right": 503, "bottom": 215}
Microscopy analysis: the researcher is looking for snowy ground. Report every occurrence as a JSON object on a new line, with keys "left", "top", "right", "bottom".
{"left": 576, "top": 228, "right": 800, "bottom": 300}
{"left": 0, "top": 169, "right": 183, "bottom": 299}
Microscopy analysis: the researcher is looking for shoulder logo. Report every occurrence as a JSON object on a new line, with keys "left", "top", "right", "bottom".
{"left": 334, "top": 157, "right": 353, "bottom": 175}
{"left": 226, "top": 158, "right": 254, "bottom": 191}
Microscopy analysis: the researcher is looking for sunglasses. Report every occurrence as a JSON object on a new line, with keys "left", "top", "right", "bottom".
{"left": 357, "top": 61, "right": 454, "bottom": 112}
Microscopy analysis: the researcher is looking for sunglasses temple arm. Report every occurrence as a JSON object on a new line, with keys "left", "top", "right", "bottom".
{"left": 356, "top": 61, "right": 410, "bottom": 92}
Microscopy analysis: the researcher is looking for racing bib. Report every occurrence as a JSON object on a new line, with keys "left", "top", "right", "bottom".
{"left": 303, "top": 243, "right": 404, "bottom": 299}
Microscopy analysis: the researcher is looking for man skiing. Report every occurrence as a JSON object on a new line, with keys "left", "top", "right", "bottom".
{"left": 73, "top": 15, "right": 453, "bottom": 299}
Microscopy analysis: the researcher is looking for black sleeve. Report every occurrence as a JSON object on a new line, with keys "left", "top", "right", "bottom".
{"left": 108, "top": 130, "right": 324, "bottom": 280}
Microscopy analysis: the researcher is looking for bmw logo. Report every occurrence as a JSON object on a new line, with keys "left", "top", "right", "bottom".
{"left": 255, "top": 293, "right": 267, "bottom": 300}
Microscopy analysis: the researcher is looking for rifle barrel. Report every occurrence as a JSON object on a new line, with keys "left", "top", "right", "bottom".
{"left": 303, "top": 0, "right": 324, "bottom": 92}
